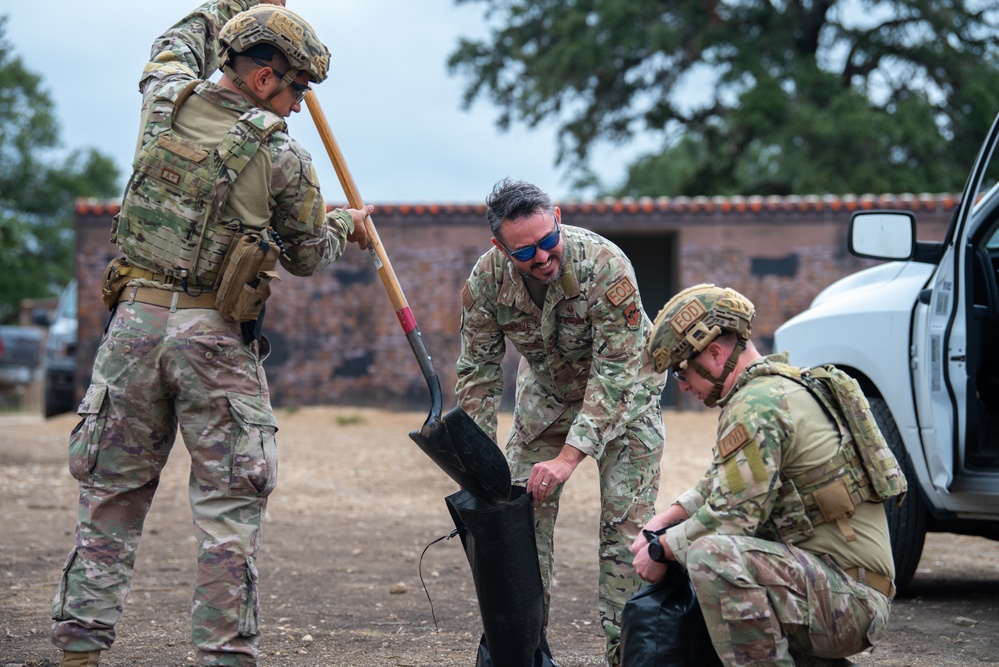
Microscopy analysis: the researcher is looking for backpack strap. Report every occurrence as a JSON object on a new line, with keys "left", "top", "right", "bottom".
{"left": 218, "top": 107, "right": 287, "bottom": 178}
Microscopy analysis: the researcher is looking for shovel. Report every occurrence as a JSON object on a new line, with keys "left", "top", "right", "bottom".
{"left": 304, "top": 91, "right": 511, "bottom": 505}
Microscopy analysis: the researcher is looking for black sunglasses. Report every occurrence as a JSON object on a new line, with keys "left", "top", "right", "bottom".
{"left": 252, "top": 58, "right": 311, "bottom": 102}
{"left": 671, "top": 351, "right": 700, "bottom": 383}
{"left": 500, "top": 220, "right": 561, "bottom": 262}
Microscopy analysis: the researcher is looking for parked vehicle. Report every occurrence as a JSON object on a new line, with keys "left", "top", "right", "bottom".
{"left": 44, "top": 279, "right": 78, "bottom": 418}
{"left": 0, "top": 325, "right": 43, "bottom": 388}
{"left": 774, "top": 114, "right": 999, "bottom": 592}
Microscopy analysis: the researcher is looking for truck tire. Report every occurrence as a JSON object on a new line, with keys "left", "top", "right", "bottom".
{"left": 870, "top": 396, "right": 927, "bottom": 593}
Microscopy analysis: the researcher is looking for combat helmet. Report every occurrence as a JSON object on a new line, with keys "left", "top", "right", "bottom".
{"left": 219, "top": 5, "right": 330, "bottom": 107}
{"left": 649, "top": 284, "right": 755, "bottom": 406}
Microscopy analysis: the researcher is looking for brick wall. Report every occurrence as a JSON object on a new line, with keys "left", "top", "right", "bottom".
{"left": 73, "top": 195, "right": 956, "bottom": 411}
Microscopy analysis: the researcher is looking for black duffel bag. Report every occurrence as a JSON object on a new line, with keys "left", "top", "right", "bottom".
{"left": 619, "top": 564, "right": 722, "bottom": 667}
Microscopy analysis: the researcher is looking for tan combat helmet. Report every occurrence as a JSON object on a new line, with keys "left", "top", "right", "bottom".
{"left": 649, "top": 283, "right": 755, "bottom": 406}
{"left": 219, "top": 5, "right": 331, "bottom": 106}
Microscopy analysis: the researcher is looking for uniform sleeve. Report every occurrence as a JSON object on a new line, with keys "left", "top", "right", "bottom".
{"left": 565, "top": 254, "right": 654, "bottom": 459}
{"left": 455, "top": 257, "right": 506, "bottom": 443}
{"left": 664, "top": 390, "right": 795, "bottom": 566}
{"left": 140, "top": 0, "right": 256, "bottom": 98}
{"left": 267, "top": 139, "right": 351, "bottom": 276}
{"left": 674, "top": 469, "right": 714, "bottom": 516}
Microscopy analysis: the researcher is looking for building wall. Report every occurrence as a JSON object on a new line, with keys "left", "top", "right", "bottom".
{"left": 73, "top": 195, "right": 956, "bottom": 411}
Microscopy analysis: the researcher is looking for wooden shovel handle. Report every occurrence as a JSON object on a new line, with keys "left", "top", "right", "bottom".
{"left": 304, "top": 91, "right": 443, "bottom": 424}
{"left": 304, "top": 90, "right": 411, "bottom": 326}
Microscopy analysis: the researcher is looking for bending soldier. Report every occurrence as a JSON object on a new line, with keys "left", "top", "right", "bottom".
{"left": 632, "top": 284, "right": 905, "bottom": 667}
{"left": 456, "top": 178, "right": 666, "bottom": 667}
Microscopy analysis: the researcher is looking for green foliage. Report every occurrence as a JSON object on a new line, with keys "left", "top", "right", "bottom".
{"left": 449, "top": 0, "right": 999, "bottom": 197}
{"left": 0, "top": 17, "right": 119, "bottom": 322}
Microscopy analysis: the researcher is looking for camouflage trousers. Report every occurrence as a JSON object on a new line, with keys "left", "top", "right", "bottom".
{"left": 507, "top": 406, "right": 663, "bottom": 667}
{"left": 50, "top": 302, "right": 278, "bottom": 667}
{"left": 685, "top": 535, "right": 891, "bottom": 667}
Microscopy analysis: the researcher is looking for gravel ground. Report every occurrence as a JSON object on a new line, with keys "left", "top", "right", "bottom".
{"left": 1, "top": 406, "right": 998, "bottom": 666}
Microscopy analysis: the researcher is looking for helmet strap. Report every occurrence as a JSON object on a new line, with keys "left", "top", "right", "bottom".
{"left": 222, "top": 63, "right": 288, "bottom": 112}
{"left": 690, "top": 338, "right": 747, "bottom": 407}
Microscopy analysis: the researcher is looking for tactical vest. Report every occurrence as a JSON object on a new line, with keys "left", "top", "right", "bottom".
{"left": 111, "top": 80, "right": 286, "bottom": 289}
{"left": 742, "top": 360, "right": 907, "bottom": 545}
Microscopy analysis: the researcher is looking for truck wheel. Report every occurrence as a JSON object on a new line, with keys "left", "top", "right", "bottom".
{"left": 870, "top": 396, "right": 927, "bottom": 593}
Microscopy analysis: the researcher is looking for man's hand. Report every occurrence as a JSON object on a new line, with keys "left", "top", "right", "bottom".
{"left": 629, "top": 504, "right": 689, "bottom": 582}
{"left": 346, "top": 205, "right": 372, "bottom": 249}
{"left": 631, "top": 535, "right": 669, "bottom": 583}
{"left": 527, "top": 444, "right": 585, "bottom": 501}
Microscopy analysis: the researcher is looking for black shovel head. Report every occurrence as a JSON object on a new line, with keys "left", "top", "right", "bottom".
{"left": 409, "top": 406, "right": 512, "bottom": 505}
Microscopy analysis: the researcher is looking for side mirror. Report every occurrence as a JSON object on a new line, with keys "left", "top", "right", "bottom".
{"left": 849, "top": 211, "right": 916, "bottom": 261}
{"left": 32, "top": 309, "right": 52, "bottom": 327}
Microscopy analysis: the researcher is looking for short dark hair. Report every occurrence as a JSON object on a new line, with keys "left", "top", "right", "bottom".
{"left": 485, "top": 178, "right": 555, "bottom": 238}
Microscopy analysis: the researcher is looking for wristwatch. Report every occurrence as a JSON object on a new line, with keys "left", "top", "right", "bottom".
{"left": 643, "top": 528, "right": 669, "bottom": 564}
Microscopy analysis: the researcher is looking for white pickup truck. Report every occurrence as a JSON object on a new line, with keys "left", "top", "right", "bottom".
{"left": 774, "top": 116, "right": 999, "bottom": 592}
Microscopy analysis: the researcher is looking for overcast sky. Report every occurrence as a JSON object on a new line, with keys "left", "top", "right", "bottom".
{"left": 4, "top": 1, "right": 654, "bottom": 205}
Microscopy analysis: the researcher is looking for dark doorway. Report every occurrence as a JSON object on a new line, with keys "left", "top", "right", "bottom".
{"left": 603, "top": 232, "right": 680, "bottom": 407}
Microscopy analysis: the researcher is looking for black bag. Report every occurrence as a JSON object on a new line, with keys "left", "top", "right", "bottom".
{"left": 619, "top": 565, "right": 722, "bottom": 667}
{"left": 446, "top": 486, "right": 558, "bottom": 667}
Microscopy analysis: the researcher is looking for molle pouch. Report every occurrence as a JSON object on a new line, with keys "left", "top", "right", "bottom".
{"left": 813, "top": 477, "right": 858, "bottom": 542}
{"left": 214, "top": 231, "right": 281, "bottom": 323}
{"left": 101, "top": 257, "right": 135, "bottom": 310}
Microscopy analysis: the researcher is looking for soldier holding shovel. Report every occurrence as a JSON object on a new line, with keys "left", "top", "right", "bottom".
{"left": 50, "top": 2, "right": 369, "bottom": 666}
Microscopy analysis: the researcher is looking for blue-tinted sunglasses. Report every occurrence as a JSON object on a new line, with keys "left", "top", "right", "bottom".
{"left": 252, "top": 58, "right": 311, "bottom": 102}
{"left": 500, "top": 221, "right": 561, "bottom": 262}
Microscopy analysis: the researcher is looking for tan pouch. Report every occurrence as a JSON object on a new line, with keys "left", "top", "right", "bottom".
{"left": 214, "top": 232, "right": 281, "bottom": 322}
{"left": 813, "top": 478, "right": 858, "bottom": 542}
{"left": 102, "top": 257, "right": 133, "bottom": 310}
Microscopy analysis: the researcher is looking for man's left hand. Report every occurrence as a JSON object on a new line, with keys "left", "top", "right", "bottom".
{"left": 527, "top": 444, "right": 585, "bottom": 501}
{"left": 346, "top": 205, "right": 372, "bottom": 249}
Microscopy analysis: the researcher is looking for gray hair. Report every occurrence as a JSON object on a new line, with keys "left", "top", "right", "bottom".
{"left": 485, "top": 178, "right": 556, "bottom": 239}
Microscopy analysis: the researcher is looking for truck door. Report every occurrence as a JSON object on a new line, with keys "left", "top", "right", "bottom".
{"left": 912, "top": 115, "right": 999, "bottom": 492}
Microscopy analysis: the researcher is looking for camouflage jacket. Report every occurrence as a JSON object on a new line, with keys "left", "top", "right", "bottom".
{"left": 664, "top": 353, "right": 895, "bottom": 576}
{"left": 130, "top": 0, "right": 351, "bottom": 278}
{"left": 456, "top": 225, "right": 665, "bottom": 460}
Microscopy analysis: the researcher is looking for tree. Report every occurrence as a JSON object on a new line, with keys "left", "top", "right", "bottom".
{"left": 0, "top": 16, "right": 119, "bottom": 323}
{"left": 448, "top": 0, "right": 999, "bottom": 197}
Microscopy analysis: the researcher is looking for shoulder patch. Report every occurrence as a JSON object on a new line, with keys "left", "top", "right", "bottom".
{"left": 606, "top": 276, "right": 636, "bottom": 306}
{"left": 623, "top": 302, "right": 641, "bottom": 327}
{"left": 718, "top": 422, "right": 751, "bottom": 459}
{"left": 461, "top": 282, "right": 475, "bottom": 309}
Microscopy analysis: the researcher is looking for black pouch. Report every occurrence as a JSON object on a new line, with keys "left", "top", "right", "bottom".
{"left": 446, "top": 487, "right": 557, "bottom": 667}
{"left": 619, "top": 565, "right": 722, "bottom": 667}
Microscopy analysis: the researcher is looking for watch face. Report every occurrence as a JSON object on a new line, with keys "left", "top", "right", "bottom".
{"left": 648, "top": 537, "right": 665, "bottom": 563}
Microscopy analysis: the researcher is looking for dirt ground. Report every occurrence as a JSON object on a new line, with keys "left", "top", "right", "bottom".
{"left": 2, "top": 406, "right": 998, "bottom": 667}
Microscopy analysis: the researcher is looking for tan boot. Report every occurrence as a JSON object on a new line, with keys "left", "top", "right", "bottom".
{"left": 60, "top": 650, "right": 101, "bottom": 667}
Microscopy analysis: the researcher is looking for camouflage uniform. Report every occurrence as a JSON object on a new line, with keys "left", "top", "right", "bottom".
{"left": 456, "top": 225, "right": 666, "bottom": 666}
{"left": 662, "top": 354, "right": 894, "bottom": 666}
{"left": 50, "top": 3, "right": 351, "bottom": 666}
